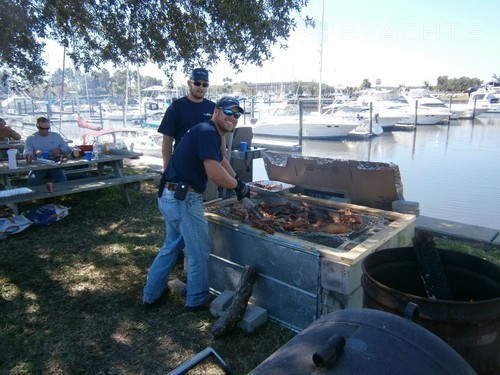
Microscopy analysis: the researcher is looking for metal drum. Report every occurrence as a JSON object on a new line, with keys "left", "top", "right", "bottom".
{"left": 250, "top": 308, "right": 474, "bottom": 375}
{"left": 361, "top": 247, "right": 500, "bottom": 374}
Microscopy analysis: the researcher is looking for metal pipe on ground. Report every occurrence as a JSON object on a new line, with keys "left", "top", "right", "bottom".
{"left": 168, "top": 347, "right": 233, "bottom": 375}
{"left": 298, "top": 100, "right": 303, "bottom": 147}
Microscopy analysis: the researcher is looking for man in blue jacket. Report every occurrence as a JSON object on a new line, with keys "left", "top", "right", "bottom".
{"left": 143, "top": 97, "right": 250, "bottom": 311}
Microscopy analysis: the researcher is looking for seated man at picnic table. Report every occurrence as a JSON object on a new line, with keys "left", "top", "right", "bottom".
{"left": 0, "top": 117, "right": 22, "bottom": 141}
{"left": 23, "top": 117, "right": 71, "bottom": 185}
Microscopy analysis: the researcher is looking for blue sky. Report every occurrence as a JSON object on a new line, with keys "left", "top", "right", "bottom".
{"left": 216, "top": 0, "right": 499, "bottom": 87}
{"left": 45, "top": 0, "right": 499, "bottom": 88}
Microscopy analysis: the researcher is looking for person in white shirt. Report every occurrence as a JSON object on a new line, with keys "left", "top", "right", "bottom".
{"left": 23, "top": 117, "right": 70, "bottom": 185}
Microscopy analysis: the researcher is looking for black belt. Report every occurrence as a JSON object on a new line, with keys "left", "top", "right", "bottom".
{"left": 165, "top": 182, "right": 196, "bottom": 192}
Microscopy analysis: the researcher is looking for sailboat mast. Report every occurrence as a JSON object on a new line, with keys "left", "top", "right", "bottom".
{"left": 137, "top": 66, "right": 142, "bottom": 118}
{"left": 124, "top": 66, "right": 130, "bottom": 126}
{"left": 317, "top": 0, "right": 325, "bottom": 113}
{"left": 59, "top": 46, "right": 66, "bottom": 129}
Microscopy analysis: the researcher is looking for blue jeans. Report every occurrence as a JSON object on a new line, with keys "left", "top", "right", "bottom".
{"left": 143, "top": 189, "right": 212, "bottom": 307}
{"left": 27, "top": 169, "right": 67, "bottom": 185}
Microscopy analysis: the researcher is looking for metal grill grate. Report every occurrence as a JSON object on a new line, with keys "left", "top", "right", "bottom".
{"left": 206, "top": 193, "right": 391, "bottom": 250}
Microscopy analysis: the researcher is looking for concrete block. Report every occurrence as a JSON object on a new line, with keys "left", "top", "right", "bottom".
{"left": 321, "top": 285, "right": 363, "bottom": 316}
{"left": 416, "top": 216, "right": 498, "bottom": 244}
{"left": 320, "top": 260, "right": 359, "bottom": 295}
{"left": 210, "top": 290, "right": 234, "bottom": 317}
{"left": 392, "top": 200, "right": 420, "bottom": 216}
{"left": 327, "top": 196, "right": 352, "bottom": 204}
{"left": 492, "top": 233, "right": 500, "bottom": 247}
{"left": 168, "top": 279, "right": 186, "bottom": 296}
{"left": 237, "top": 304, "right": 268, "bottom": 333}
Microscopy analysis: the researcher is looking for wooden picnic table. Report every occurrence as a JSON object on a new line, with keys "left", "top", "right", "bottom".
{"left": 0, "top": 141, "right": 24, "bottom": 150}
{"left": 0, "top": 151, "right": 157, "bottom": 214}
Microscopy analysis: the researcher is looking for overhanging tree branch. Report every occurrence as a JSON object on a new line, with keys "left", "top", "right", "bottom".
{"left": 1, "top": 0, "right": 314, "bottom": 86}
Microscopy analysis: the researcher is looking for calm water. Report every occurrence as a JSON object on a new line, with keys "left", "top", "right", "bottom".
{"left": 14, "top": 113, "right": 498, "bottom": 229}
{"left": 252, "top": 113, "right": 500, "bottom": 230}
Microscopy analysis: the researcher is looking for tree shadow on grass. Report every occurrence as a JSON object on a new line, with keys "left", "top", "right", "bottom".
{"left": 0, "top": 181, "right": 294, "bottom": 373}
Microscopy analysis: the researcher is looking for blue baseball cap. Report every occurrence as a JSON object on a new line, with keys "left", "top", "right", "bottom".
{"left": 216, "top": 96, "right": 244, "bottom": 114}
{"left": 190, "top": 68, "right": 209, "bottom": 82}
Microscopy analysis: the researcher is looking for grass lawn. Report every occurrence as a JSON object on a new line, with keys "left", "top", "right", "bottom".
{"left": 1, "top": 167, "right": 498, "bottom": 374}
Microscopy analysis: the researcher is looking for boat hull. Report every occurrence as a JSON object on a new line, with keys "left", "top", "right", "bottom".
{"left": 398, "top": 111, "right": 450, "bottom": 125}
{"left": 252, "top": 116, "right": 362, "bottom": 139}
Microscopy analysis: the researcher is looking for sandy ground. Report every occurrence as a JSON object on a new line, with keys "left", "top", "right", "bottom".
{"left": 125, "top": 154, "right": 163, "bottom": 173}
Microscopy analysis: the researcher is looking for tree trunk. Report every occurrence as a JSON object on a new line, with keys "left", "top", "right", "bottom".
{"left": 211, "top": 265, "right": 258, "bottom": 338}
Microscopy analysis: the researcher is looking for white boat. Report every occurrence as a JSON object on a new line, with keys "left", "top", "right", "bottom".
{"left": 346, "top": 89, "right": 450, "bottom": 126}
{"left": 401, "top": 89, "right": 452, "bottom": 124}
{"left": 485, "top": 83, "right": 500, "bottom": 112}
{"left": 140, "top": 85, "right": 176, "bottom": 116}
{"left": 403, "top": 88, "right": 455, "bottom": 120}
{"left": 341, "top": 89, "right": 450, "bottom": 126}
{"left": 50, "top": 99, "right": 93, "bottom": 116}
{"left": 324, "top": 89, "right": 409, "bottom": 129}
{"left": 97, "top": 100, "right": 143, "bottom": 123}
{"left": 80, "top": 127, "right": 163, "bottom": 152}
{"left": 104, "top": 108, "right": 144, "bottom": 122}
{"left": 128, "top": 131, "right": 163, "bottom": 151}
{"left": 347, "top": 125, "right": 377, "bottom": 138}
{"left": 138, "top": 111, "right": 163, "bottom": 130}
{"left": 80, "top": 128, "right": 136, "bottom": 150}
{"left": 1, "top": 95, "right": 43, "bottom": 116}
{"left": 450, "top": 86, "right": 500, "bottom": 118}
{"left": 323, "top": 102, "right": 403, "bottom": 130}
{"left": 252, "top": 104, "right": 368, "bottom": 139}
{"left": 397, "top": 107, "right": 451, "bottom": 125}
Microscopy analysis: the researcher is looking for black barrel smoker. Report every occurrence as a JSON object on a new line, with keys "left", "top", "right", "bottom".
{"left": 249, "top": 308, "right": 474, "bottom": 375}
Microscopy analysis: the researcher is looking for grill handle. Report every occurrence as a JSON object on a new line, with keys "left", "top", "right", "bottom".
{"left": 312, "top": 333, "right": 346, "bottom": 368}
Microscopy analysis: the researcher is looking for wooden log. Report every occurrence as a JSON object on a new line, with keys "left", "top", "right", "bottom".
{"left": 211, "top": 265, "right": 258, "bottom": 338}
{"left": 412, "top": 232, "right": 453, "bottom": 300}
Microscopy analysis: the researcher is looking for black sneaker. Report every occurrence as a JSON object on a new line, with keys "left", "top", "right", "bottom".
{"left": 143, "top": 300, "right": 161, "bottom": 310}
{"left": 143, "top": 290, "right": 168, "bottom": 311}
{"left": 184, "top": 295, "right": 215, "bottom": 312}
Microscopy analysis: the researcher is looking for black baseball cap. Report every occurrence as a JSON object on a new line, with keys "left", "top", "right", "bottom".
{"left": 190, "top": 68, "right": 209, "bottom": 82}
{"left": 216, "top": 96, "right": 244, "bottom": 114}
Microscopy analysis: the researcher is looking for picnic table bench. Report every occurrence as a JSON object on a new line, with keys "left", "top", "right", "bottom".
{"left": 0, "top": 152, "right": 158, "bottom": 214}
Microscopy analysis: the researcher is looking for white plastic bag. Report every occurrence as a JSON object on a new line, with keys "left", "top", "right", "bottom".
{"left": 0, "top": 215, "right": 32, "bottom": 239}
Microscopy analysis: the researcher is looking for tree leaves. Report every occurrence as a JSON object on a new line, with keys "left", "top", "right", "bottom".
{"left": 0, "top": 0, "right": 47, "bottom": 86}
{"left": 0, "top": 0, "right": 312, "bottom": 86}
{"left": 436, "top": 76, "right": 483, "bottom": 93}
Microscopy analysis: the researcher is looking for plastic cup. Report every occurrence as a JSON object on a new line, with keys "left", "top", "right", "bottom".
{"left": 240, "top": 141, "right": 248, "bottom": 152}
{"left": 46, "top": 182, "right": 54, "bottom": 193}
{"left": 84, "top": 151, "right": 92, "bottom": 161}
{"left": 41, "top": 151, "right": 50, "bottom": 159}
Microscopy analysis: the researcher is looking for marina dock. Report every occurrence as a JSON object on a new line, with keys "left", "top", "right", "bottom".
{"left": 126, "top": 155, "right": 500, "bottom": 247}
{"left": 251, "top": 138, "right": 302, "bottom": 152}
{"left": 416, "top": 216, "right": 499, "bottom": 246}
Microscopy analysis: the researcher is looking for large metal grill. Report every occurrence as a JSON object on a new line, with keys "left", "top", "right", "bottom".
{"left": 205, "top": 191, "right": 416, "bottom": 330}
{"left": 206, "top": 192, "right": 391, "bottom": 250}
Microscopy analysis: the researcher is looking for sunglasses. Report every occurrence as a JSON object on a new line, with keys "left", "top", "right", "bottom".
{"left": 37, "top": 126, "right": 50, "bottom": 130}
{"left": 192, "top": 81, "right": 209, "bottom": 88}
{"left": 221, "top": 109, "right": 242, "bottom": 119}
